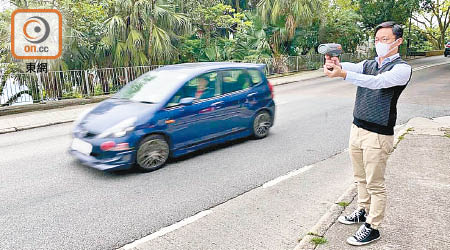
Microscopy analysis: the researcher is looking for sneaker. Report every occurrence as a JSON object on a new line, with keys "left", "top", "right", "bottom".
{"left": 347, "top": 223, "right": 380, "bottom": 246}
{"left": 338, "top": 208, "right": 366, "bottom": 225}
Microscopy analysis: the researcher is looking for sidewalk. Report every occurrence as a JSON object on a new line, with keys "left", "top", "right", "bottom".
{"left": 298, "top": 116, "right": 450, "bottom": 250}
{"left": 0, "top": 69, "right": 324, "bottom": 134}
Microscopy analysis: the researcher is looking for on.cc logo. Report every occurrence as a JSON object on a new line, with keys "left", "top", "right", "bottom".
{"left": 11, "top": 9, "right": 62, "bottom": 60}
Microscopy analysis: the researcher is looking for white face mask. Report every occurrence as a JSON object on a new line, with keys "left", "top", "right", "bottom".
{"left": 375, "top": 39, "right": 399, "bottom": 57}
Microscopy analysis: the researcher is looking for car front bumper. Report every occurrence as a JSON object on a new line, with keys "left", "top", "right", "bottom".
{"left": 69, "top": 149, "right": 135, "bottom": 171}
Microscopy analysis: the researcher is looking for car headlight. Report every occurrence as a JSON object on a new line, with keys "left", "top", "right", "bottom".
{"left": 97, "top": 117, "right": 137, "bottom": 139}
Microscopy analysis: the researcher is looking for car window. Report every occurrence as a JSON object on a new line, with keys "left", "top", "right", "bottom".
{"left": 247, "top": 69, "right": 263, "bottom": 85}
{"left": 221, "top": 70, "right": 252, "bottom": 95}
{"left": 166, "top": 72, "right": 218, "bottom": 107}
{"left": 115, "top": 70, "right": 188, "bottom": 103}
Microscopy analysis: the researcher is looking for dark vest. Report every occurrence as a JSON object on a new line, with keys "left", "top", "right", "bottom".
{"left": 353, "top": 57, "right": 412, "bottom": 135}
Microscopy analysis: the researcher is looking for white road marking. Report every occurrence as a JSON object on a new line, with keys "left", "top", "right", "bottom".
{"left": 412, "top": 61, "right": 450, "bottom": 72}
{"left": 120, "top": 210, "right": 212, "bottom": 250}
{"left": 120, "top": 163, "right": 318, "bottom": 248}
{"left": 262, "top": 164, "right": 314, "bottom": 188}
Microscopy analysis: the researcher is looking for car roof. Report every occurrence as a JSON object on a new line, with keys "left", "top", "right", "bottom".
{"left": 154, "top": 62, "right": 266, "bottom": 76}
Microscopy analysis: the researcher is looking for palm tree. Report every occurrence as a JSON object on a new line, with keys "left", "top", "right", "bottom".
{"left": 257, "top": 0, "right": 320, "bottom": 56}
{"left": 97, "top": 0, "right": 191, "bottom": 67}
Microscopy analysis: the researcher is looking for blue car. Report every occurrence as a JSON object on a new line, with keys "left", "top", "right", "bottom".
{"left": 70, "top": 62, "right": 275, "bottom": 172}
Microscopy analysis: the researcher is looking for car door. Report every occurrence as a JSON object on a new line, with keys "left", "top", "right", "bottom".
{"left": 239, "top": 69, "right": 266, "bottom": 121}
{"left": 218, "top": 69, "right": 255, "bottom": 132}
{"left": 163, "top": 72, "right": 226, "bottom": 150}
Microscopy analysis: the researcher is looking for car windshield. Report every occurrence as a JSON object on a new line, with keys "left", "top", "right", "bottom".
{"left": 114, "top": 70, "right": 189, "bottom": 103}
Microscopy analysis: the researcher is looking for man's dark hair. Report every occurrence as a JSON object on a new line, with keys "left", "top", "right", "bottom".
{"left": 375, "top": 21, "right": 403, "bottom": 39}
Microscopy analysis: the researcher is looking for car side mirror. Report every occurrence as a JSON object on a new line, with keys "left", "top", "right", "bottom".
{"left": 179, "top": 97, "right": 196, "bottom": 106}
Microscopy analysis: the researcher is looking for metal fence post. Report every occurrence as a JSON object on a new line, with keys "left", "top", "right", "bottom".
{"left": 296, "top": 56, "right": 299, "bottom": 72}
{"left": 84, "top": 70, "right": 91, "bottom": 97}
{"left": 124, "top": 67, "right": 129, "bottom": 84}
{"left": 37, "top": 72, "right": 44, "bottom": 103}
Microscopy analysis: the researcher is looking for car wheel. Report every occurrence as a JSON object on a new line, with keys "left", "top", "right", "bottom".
{"left": 135, "top": 135, "right": 170, "bottom": 172}
{"left": 252, "top": 110, "right": 272, "bottom": 139}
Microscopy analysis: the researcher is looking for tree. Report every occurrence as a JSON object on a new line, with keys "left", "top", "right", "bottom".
{"left": 412, "top": 0, "right": 450, "bottom": 49}
{"left": 191, "top": 3, "right": 251, "bottom": 45}
{"left": 56, "top": 0, "right": 111, "bottom": 70}
{"left": 358, "top": 0, "right": 420, "bottom": 29}
{"left": 257, "top": 0, "right": 321, "bottom": 56}
{"left": 178, "top": 3, "right": 253, "bottom": 62}
{"left": 319, "top": 7, "right": 364, "bottom": 53}
{"left": 99, "top": 0, "right": 191, "bottom": 67}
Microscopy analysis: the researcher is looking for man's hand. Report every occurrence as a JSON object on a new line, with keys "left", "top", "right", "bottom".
{"left": 325, "top": 55, "right": 341, "bottom": 67}
{"left": 324, "top": 62, "right": 347, "bottom": 78}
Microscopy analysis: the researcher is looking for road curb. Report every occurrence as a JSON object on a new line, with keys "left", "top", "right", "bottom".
{"left": 0, "top": 119, "right": 75, "bottom": 134}
{"left": 0, "top": 96, "right": 109, "bottom": 117}
{"left": 272, "top": 75, "right": 326, "bottom": 87}
{"left": 294, "top": 184, "right": 357, "bottom": 250}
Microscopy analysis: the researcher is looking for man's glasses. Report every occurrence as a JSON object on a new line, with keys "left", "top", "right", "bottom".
{"left": 375, "top": 37, "right": 395, "bottom": 43}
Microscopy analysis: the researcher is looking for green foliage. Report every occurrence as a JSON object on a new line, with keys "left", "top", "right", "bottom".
{"left": 292, "top": 26, "right": 319, "bottom": 55}
{"left": 310, "top": 236, "right": 327, "bottom": 245}
{"left": 319, "top": 3, "right": 365, "bottom": 53}
{"left": 257, "top": 0, "right": 321, "bottom": 56}
{"left": 62, "top": 82, "right": 83, "bottom": 99}
{"left": 192, "top": 3, "right": 251, "bottom": 44}
{"left": 98, "top": 0, "right": 191, "bottom": 67}
{"left": 358, "top": 0, "right": 419, "bottom": 29}
{"left": 337, "top": 201, "right": 350, "bottom": 208}
{"left": 94, "top": 84, "right": 104, "bottom": 96}
{"left": 0, "top": 0, "right": 442, "bottom": 70}
{"left": 404, "top": 24, "right": 434, "bottom": 51}
{"left": 59, "top": 0, "right": 110, "bottom": 69}
{"left": 0, "top": 9, "right": 14, "bottom": 65}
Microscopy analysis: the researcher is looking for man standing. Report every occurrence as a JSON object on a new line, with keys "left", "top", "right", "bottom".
{"left": 323, "top": 21, "right": 412, "bottom": 246}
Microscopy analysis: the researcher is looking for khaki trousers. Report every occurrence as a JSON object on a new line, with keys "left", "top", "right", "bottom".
{"left": 349, "top": 124, "right": 394, "bottom": 229}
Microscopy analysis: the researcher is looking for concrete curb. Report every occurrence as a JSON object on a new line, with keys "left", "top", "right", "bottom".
{"left": 294, "top": 184, "right": 357, "bottom": 250}
{"left": 272, "top": 75, "right": 326, "bottom": 87}
{"left": 0, "top": 119, "right": 75, "bottom": 135}
{"left": 0, "top": 95, "right": 109, "bottom": 117}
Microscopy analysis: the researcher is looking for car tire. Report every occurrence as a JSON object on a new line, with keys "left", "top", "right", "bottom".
{"left": 252, "top": 110, "right": 272, "bottom": 139}
{"left": 135, "top": 134, "right": 170, "bottom": 172}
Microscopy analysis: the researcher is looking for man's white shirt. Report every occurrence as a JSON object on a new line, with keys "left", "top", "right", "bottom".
{"left": 341, "top": 53, "right": 412, "bottom": 90}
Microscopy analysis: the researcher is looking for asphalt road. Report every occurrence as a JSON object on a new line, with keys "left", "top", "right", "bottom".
{"left": 1, "top": 57, "right": 449, "bottom": 250}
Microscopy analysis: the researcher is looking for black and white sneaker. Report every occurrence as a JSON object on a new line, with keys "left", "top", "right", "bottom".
{"left": 347, "top": 223, "right": 380, "bottom": 246}
{"left": 338, "top": 208, "right": 366, "bottom": 225}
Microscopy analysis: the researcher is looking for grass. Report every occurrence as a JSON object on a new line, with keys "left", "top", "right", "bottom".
{"left": 337, "top": 201, "right": 350, "bottom": 208}
{"left": 307, "top": 232, "right": 321, "bottom": 237}
{"left": 310, "top": 236, "right": 328, "bottom": 245}
{"left": 443, "top": 128, "right": 450, "bottom": 138}
{"left": 395, "top": 127, "right": 415, "bottom": 148}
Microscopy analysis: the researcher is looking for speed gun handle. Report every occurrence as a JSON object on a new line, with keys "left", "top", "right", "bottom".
{"left": 318, "top": 43, "right": 343, "bottom": 71}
